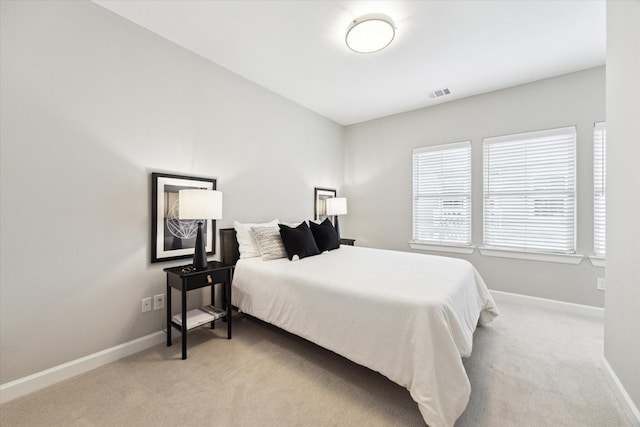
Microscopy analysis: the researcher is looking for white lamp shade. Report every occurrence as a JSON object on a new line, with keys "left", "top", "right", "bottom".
{"left": 346, "top": 14, "right": 395, "bottom": 54}
{"left": 178, "top": 189, "right": 222, "bottom": 220}
{"left": 326, "top": 197, "right": 347, "bottom": 216}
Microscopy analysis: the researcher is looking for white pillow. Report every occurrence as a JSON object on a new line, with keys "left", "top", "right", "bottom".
{"left": 251, "top": 226, "right": 287, "bottom": 260}
{"left": 234, "top": 220, "right": 279, "bottom": 259}
{"left": 280, "top": 221, "right": 306, "bottom": 228}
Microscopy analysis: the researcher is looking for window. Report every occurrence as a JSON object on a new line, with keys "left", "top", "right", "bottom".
{"left": 483, "top": 127, "right": 576, "bottom": 254}
{"left": 593, "top": 122, "right": 606, "bottom": 257}
{"left": 412, "top": 141, "right": 472, "bottom": 246}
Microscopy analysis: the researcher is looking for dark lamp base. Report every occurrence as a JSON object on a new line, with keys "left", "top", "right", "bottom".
{"left": 192, "top": 221, "right": 208, "bottom": 270}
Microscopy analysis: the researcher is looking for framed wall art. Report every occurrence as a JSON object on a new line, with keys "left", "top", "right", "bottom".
{"left": 151, "top": 172, "right": 217, "bottom": 263}
{"left": 314, "top": 187, "right": 336, "bottom": 224}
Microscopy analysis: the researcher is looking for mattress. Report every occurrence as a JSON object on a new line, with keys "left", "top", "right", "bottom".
{"left": 232, "top": 245, "right": 498, "bottom": 427}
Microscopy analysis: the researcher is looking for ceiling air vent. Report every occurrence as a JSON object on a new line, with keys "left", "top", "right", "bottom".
{"left": 428, "top": 87, "right": 452, "bottom": 99}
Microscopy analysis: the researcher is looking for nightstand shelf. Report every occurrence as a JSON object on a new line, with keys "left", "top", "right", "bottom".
{"left": 170, "top": 305, "right": 227, "bottom": 330}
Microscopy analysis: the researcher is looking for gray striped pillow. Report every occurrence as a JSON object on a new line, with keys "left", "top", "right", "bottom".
{"left": 251, "top": 226, "right": 287, "bottom": 260}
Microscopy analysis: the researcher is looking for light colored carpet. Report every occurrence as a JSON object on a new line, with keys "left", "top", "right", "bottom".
{"left": 0, "top": 299, "right": 632, "bottom": 426}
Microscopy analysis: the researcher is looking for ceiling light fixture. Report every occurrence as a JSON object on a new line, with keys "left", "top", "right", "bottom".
{"left": 345, "top": 13, "right": 395, "bottom": 54}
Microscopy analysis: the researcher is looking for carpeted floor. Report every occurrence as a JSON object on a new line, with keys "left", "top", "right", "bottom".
{"left": 0, "top": 299, "right": 632, "bottom": 426}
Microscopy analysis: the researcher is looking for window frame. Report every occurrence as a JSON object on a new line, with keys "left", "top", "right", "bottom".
{"left": 410, "top": 141, "right": 473, "bottom": 253}
{"left": 480, "top": 126, "right": 579, "bottom": 263}
{"left": 591, "top": 121, "right": 606, "bottom": 266}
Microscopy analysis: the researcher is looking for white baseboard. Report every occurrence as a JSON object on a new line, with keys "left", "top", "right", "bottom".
{"left": 0, "top": 330, "right": 165, "bottom": 404}
{"left": 489, "top": 289, "right": 604, "bottom": 319}
{"left": 602, "top": 356, "right": 640, "bottom": 426}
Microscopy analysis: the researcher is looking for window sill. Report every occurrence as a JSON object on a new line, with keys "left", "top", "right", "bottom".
{"left": 588, "top": 256, "right": 605, "bottom": 267}
{"left": 409, "top": 241, "right": 475, "bottom": 254}
{"left": 478, "top": 247, "right": 583, "bottom": 264}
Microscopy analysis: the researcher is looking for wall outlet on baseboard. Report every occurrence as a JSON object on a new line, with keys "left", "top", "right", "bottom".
{"left": 596, "top": 277, "right": 606, "bottom": 291}
{"left": 141, "top": 297, "right": 152, "bottom": 313}
{"left": 153, "top": 294, "right": 165, "bottom": 310}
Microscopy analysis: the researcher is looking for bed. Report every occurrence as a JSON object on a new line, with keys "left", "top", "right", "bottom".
{"left": 220, "top": 227, "right": 498, "bottom": 427}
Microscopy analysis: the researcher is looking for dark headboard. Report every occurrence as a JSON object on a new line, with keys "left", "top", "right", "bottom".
{"left": 219, "top": 228, "right": 240, "bottom": 266}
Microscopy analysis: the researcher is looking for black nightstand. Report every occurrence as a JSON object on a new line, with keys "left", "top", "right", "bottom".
{"left": 339, "top": 238, "right": 356, "bottom": 246}
{"left": 164, "top": 261, "right": 234, "bottom": 360}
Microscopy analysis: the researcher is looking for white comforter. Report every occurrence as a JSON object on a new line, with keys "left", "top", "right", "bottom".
{"left": 232, "top": 245, "right": 498, "bottom": 427}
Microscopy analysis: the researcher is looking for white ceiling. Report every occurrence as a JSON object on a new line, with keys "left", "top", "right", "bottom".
{"left": 93, "top": 0, "right": 606, "bottom": 126}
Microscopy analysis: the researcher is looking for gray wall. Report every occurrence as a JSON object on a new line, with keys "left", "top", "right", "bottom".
{"left": 343, "top": 67, "right": 606, "bottom": 307}
{"left": 0, "top": 1, "right": 343, "bottom": 383}
{"left": 604, "top": 1, "right": 640, "bottom": 415}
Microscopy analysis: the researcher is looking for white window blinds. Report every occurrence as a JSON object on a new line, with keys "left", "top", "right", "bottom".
{"left": 413, "top": 141, "right": 472, "bottom": 246}
{"left": 483, "top": 127, "right": 576, "bottom": 254}
{"left": 593, "top": 122, "right": 606, "bottom": 257}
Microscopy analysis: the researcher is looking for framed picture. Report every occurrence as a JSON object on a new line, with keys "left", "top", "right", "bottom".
{"left": 314, "top": 187, "right": 336, "bottom": 224}
{"left": 151, "top": 172, "right": 217, "bottom": 263}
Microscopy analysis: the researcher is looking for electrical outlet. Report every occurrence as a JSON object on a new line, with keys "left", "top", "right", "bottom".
{"left": 142, "top": 297, "right": 152, "bottom": 313}
{"left": 153, "top": 294, "right": 165, "bottom": 310}
{"left": 596, "top": 277, "right": 606, "bottom": 291}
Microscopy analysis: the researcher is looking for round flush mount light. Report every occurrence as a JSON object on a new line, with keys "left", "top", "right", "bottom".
{"left": 345, "top": 13, "right": 395, "bottom": 54}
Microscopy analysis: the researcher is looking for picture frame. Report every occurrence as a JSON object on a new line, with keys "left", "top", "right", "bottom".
{"left": 314, "top": 187, "right": 336, "bottom": 224}
{"left": 151, "top": 172, "right": 217, "bottom": 263}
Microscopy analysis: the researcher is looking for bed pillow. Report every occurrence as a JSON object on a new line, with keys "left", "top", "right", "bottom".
{"left": 251, "top": 226, "right": 287, "bottom": 260}
{"left": 234, "top": 219, "right": 279, "bottom": 259}
{"left": 278, "top": 222, "right": 320, "bottom": 260}
{"left": 309, "top": 217, "right": 340, "bottom": 252}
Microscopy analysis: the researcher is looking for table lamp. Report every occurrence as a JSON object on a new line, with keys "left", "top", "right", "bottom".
{"left": 178, "top": 189, "right": 223, "bottom": 270}
{"left": 325, "top": 197, "right": 347, "bottom": 239}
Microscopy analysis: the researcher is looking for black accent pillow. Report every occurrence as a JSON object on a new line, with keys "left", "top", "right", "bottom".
{"left": 278, "top": 222, "right": 320, "bottom": 260}
{"left": 310, "top": 218, "right": 340, "bottom": 252}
